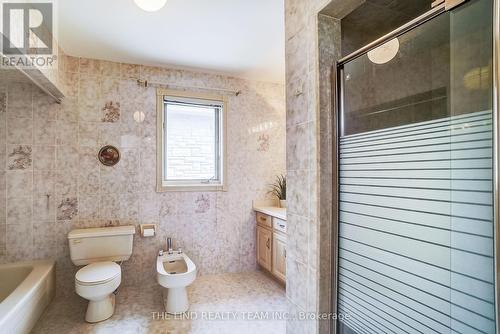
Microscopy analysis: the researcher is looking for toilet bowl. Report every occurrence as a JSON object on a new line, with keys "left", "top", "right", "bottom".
{"left": 75, "top": 261, "right": 121, "bottom": 323}
{"left": 156, "top": 252, "right": 197, "bottom": 314}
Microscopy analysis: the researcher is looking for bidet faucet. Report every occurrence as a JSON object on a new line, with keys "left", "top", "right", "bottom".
{"left": 167, "top": 237, "right": 173, "bottom": 254}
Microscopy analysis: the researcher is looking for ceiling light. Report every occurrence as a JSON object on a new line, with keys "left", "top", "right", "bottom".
{"left": 367, "top": 38, "right": 400, "bottom": 65}
{"left": 134, "top": 0, "right": 167, "bottom": 12}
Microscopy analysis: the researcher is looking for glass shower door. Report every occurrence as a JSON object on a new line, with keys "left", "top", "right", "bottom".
{"left": 337, "top": 0, "right": 495, "bottom": 333}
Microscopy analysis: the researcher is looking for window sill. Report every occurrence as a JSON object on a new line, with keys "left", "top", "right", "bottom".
{"left": 156, "top": 184, "right": 227, "bottom": 192}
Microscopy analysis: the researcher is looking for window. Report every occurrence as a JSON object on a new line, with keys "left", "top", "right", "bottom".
{"left": 156, "top": 89, "right": 227, "bottom": 191}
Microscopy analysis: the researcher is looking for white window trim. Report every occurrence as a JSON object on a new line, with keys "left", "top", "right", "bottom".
{"left": 156, "top": 88, "right": 228, "bottom": 192}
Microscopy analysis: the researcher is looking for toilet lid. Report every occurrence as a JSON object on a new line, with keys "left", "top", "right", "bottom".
{"left": 76, "top": 261, "right": 120, "bottom": 284}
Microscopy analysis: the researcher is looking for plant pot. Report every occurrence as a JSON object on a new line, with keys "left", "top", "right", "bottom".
{"left": 279, "top": 200, "right": 287, "bottom": 208}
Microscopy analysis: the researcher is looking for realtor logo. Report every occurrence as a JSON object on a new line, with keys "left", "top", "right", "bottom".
{"left": 0, "top": 1, "right": 57, "bottom": 69}
{"left": 2, "top": 2, "right": 53, "bottom": 54}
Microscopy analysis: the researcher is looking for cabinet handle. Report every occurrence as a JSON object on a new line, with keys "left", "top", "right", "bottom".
{"left": 284, "top": 248, "right": 286, "bottom": 258}
{"left": 266, "top": 238, "right": 270, "bottom": 249}
{"left": 278, "top": 224, "right": 285, "bottom": 228}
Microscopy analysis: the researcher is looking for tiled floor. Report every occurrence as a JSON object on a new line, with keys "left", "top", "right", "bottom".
{"left": 32, "top": 271, "right": 286, "bottom": 334}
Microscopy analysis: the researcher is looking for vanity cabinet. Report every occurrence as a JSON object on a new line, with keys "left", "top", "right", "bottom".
{"left": 255, "top": 211, "right": 286, "bottom": 283}
{"left": 256, "top": 225, "right": 272, "bottom": 272}
{"left": 272, "top": 232, "right": 286, "bottom": 281}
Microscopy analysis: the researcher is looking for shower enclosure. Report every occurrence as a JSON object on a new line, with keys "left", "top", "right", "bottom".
{"left": 335, "top": 0, "right": 498, "bottom": 333}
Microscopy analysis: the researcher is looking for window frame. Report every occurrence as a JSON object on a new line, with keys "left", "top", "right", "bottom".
{"left": 156, "top": 88, "right": 228, "bottom": 192}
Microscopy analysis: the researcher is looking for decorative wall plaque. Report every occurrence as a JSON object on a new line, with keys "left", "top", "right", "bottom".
{"left": 98, "top": 145, "right": 120, "bottom": 166}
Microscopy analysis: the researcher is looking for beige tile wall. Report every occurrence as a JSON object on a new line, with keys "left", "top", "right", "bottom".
{"left": 0, "top": 55, "right": 285, "bottom": 297}
{"left": 285, "top": 1, "right": 346, "bottom": 333}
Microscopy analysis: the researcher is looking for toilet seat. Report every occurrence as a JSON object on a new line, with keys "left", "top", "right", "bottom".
{"left": 76, "top": 261, "right": 121, "bottom": 286}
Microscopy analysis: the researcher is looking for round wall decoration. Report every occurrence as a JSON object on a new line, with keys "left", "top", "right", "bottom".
{"left": 98, "top": 145, "right": 120, "bottom": 166}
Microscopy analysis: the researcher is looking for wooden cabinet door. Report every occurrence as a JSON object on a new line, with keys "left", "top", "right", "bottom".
{"left": 257, "top": 226, "right": 272, "bottom": 271}
{"left": 272, "top": 232, "right": 286, "bottom": 282}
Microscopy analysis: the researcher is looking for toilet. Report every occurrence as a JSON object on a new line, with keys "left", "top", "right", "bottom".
{"left": 156, "top": 251, "right": 197, "bottom": 314}
{"left": 68, "top": 225, "right": 136, "bottom": 323}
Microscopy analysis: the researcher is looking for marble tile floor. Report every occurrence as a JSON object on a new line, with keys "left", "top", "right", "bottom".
{"left": 31, "top": 271, "right": 286, "bottom": 334}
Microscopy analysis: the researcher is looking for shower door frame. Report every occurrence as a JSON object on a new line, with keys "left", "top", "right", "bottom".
{"left": 493, "top": 0, "right": 500, "bottom": 332}
{"left": 331, "top": 0, "right": 500, "bottom": 332}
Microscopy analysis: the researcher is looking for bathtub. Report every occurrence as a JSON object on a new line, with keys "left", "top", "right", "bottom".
{"left": 0, "top": 260, "right": 55, "bottom": 334}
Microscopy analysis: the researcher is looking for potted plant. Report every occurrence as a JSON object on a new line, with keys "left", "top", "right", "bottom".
{"left": 268, "top": 174, "right": 286, "bottom": 208}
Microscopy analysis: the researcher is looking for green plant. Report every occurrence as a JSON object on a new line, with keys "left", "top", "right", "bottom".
{"left": 268, "top": 174, "right": 286, "bottom": 200}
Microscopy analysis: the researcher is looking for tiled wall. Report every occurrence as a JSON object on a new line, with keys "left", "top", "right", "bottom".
{"left": 0, "top": 56, "right": 285, "bottom": 296}
{"left": 285, "top": 1, "right": 344, "bottom": 333}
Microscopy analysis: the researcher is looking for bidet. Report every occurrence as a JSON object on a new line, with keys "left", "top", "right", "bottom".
{"left": 156, "top": 251, "right": 197, "bottom": 314}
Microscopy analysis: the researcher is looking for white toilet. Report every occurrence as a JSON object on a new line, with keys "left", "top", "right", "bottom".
{"left": 156, "top": 251, "right": 197, "bottom": 314}
{"left": 68, "top": 225, "right": 136, "bottom": 323}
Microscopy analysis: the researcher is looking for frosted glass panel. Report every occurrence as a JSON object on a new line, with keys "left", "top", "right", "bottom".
{"left": 449, "top": 2, "right": 495, "bottom": 333}
{"left": 337, "top": 0, "right": 494, "bottom": 333}
{"left": 338, "top": 111, "right": 494, "bottom": 333}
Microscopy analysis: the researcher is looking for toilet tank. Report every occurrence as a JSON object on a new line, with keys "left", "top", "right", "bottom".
{"left": 68, "top": 226, "right": 136, "bottom": 265}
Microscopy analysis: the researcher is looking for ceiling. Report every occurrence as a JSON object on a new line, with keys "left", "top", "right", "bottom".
{"left": 341, "top": 0, "right": 433, "bottom": 55}
{"left": 58, "top": 0, "right": 285, "bottom": 83}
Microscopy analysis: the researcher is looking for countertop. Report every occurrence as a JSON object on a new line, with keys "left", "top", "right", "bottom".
{"left": 253, "top": 206, "right": 287, "bottom": 221}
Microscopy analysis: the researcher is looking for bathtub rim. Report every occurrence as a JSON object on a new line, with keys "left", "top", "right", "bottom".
{"left": 0, "top": 260, "right": 55, "bottom": 327}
